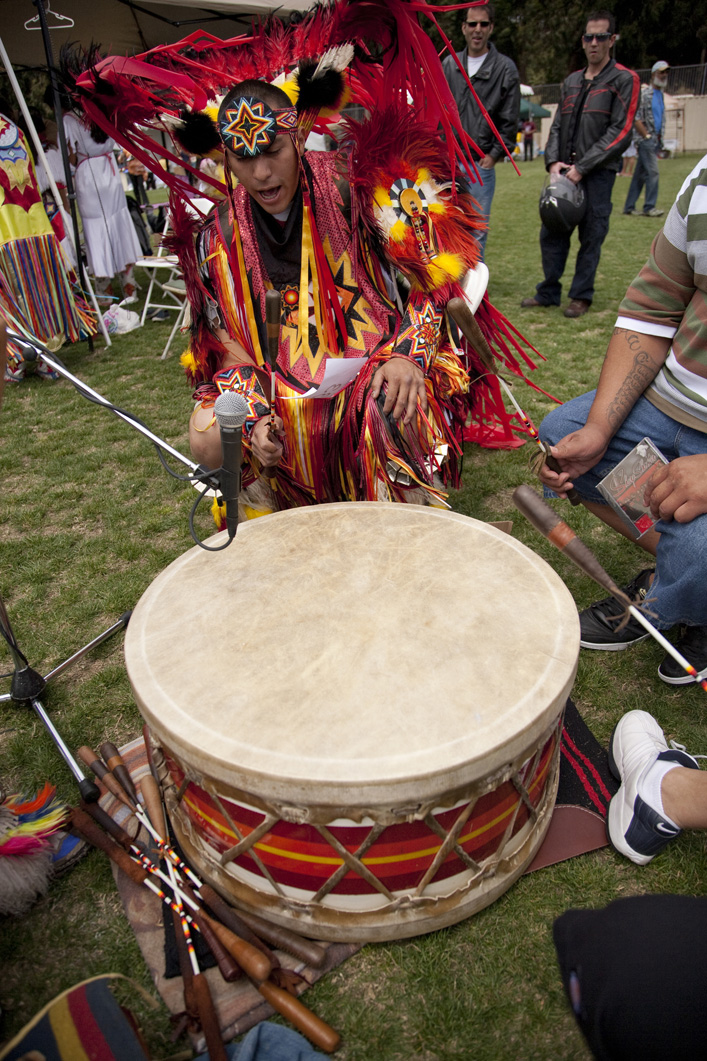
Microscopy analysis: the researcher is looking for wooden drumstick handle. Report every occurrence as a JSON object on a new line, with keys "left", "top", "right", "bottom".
{"left": 190, "top": 911, "right": 243, "bottom": 983}
{"left": 71, "top": 807, "right": 148, "bottom": 886}
{"left": 138, "top": 776, "right": 242, "bottom": 983}
{"left": 192, "top": 973, "right": 229, "bottom": 1061}
{"left": 512, "top": 485, "right": 627, "bottom": 601}
{"left": 100, "top": 741, "right": 139, "bottom": 804}
{"left": 77, "top": 747, "right": 135, "bottom": 810}
{"left": 446, "top": 296, "right": 494, "bottom": 371}
{"left": 265, "top": 289, "right": 281, "bottom": 369}
{"left": 258, "top": 980, "right": 340, "bottom": 1054}
{"left": 201, "top": 888, "right": 326, "bottom": 970}
{"left": 80, "top": 799, "right": 134, "bottom": 847}
{"left": 198, "top": 911, "right": 273, "bottom": 982}
{"left": 139, "top": 774, "right": 168, "bottom": 839}
{"left": 541, "top": 452, "right": 582, "bottom": 506}
{"left": 172, "top": 908, "right": 199, "bottom": 1022}
{"left": 197, "top": 885, "right": 277, "bottom": 962}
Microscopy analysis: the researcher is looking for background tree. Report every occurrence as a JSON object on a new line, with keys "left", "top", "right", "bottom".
{"left": 425, "top": 0, "right": 707, "bottom": 86}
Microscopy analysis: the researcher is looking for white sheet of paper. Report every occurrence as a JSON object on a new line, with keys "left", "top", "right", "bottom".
{"left": 282, "top": 357, "right": 368, "bottom": 399}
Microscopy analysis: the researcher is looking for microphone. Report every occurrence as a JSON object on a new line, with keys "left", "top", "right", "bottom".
{"left": 213, "top": 391, "right": 249, "bottom": 540}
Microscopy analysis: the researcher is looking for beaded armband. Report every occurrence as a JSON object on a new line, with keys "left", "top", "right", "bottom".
{"left": 211, "top": 365, "right": 270, "bottom": 436}
{"left": 390, "top": 297, "right": 443, "bottom": 375}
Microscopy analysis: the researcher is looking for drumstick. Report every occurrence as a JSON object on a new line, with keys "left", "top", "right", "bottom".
{"left": 74, "top": 804, "right": 272, "bottom": 982}
{"left": 199, "top": 885, "right": 326, "bottom": 970}
{"left": 140, "top": 775, "right": 243, "bottom": 985}
{"left": 195, "top": 884, "right": 278, "bottom": 963}
{"left": 263, "top": 289, "right": 281, "bottom": 488}
{"left": 172, "top": 904, "right": 199, "bottom": 1028}
{"left": 265, "top": 289, "right": 281, "bottom": 430}
{"left": 138, "top": 789, "right": 231, "bottom": 1061}
{"left": 130, "top": 781, "right": 336, "bottom": 1049}
{"left": 513, "top": 484, "right": 707, "bottom": 691}
{"left": 83, "top": 745, "right": 195, "bottom": 880}
{"left": 140, "top": 739, "right": 311, "bottom": 968}
{"left": 139, "top": 739, "right": 326, "bottom": 971}
{"left": 446, "top": 296, "right": 581, "bottom": 505}
{"left": 85, "top": 785, "right": 317, "bottom": 975}
{"left": 100, "top": 741, "right": 139, "bottom": 804}
{"left": 79, "top": 798, "right": 242, "bottom": 986}
{"left": 77, "top": 746, "right": 135, "bottom": 810}
{"left": 257, "top": 980, "right": 340, "bottom": 1054}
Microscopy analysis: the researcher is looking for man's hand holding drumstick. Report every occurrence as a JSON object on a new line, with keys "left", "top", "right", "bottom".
{"left": 254, "top": 289, "right": 286, "bottom": 476}
{"left": 251, "top": 414, "right": 284, "bottom": 468}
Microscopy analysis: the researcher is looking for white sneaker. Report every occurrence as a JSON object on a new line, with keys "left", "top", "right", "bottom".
{"left": 4, "top": 362, "right": 25, "bottom": 382}
{"left": 607, "top": 710, "right": 700, "bottom": 865}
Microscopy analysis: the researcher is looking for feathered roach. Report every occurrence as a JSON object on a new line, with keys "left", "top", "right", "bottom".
{"left": 171, "top": 108, "right": 221, "bottom": 157}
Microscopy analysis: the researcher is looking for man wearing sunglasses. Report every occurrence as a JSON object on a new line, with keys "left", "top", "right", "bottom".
{"left": 442, "top": 4, "right": 520, "bottom": 258}
{"left": 521, "top": 11, "right": 639, "bottom": 318}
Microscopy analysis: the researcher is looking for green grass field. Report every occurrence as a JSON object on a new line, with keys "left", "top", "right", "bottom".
{"left": 1, "top": 153, "right": 706, "bottom": 1060}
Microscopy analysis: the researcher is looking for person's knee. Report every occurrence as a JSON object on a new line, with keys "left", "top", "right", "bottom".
{"left": 539, "top": 391, "right": 595, "bottom": 446}
{"left": 554, "top": 896, "right": 707, "bottom": 1060}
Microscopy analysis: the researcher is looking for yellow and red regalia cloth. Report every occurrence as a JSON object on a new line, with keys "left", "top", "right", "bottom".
{"left": 0, "top": 114, "right": 95, "bottom": 362}
{"left": 187, "top": 151, "right": 469, "bottom": 514}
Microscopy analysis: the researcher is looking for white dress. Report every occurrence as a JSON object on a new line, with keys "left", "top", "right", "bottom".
{"left": 63, "top": 112, "right": 142, "bottom": 278}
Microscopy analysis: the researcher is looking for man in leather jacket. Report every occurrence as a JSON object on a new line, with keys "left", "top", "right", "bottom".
{"left": 521, "top": 10, "right": 639, "bottom": 318}
{"left": 442, "top": 4, "right": 520, "bottom": 258}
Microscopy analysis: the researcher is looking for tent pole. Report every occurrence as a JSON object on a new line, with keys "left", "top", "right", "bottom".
{"left": 0, "top": 18, "right": 111, "bottom": 348}
{"left": 31, "top": 0, "right": 113, "bottom": 348}
{"left": 0, "top": 38, "right": 111, "bottom": 349}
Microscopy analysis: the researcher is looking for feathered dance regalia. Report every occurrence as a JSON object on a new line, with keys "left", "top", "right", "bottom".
{"left": 64, "top": 0, "right": 551, "bottom": 512}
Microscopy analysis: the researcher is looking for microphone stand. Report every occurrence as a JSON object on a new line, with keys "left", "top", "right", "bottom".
{"left": 8, "top": 331, "right": 202, "bottom": 477}
{"left": 0, "top": 334, "right": 220, "bottom": 794}
{"left": 0, "top": 593, "right": 105, "bottom": 803}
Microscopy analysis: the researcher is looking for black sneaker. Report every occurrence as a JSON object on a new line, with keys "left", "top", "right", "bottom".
{"left": 658, "top": 625, "right": 707, "bottom": 685}
{"left": 579, "top": 568, "right": 655, "bottom": 650}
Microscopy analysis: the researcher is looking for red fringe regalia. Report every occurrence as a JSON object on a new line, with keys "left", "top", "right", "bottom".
{"left": 63, "top": 0, "right": 552, "bottom": 518}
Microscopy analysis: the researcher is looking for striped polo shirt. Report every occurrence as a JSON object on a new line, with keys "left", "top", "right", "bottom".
{"left": 616, "top": 152, "right": 707, "bottom": 432}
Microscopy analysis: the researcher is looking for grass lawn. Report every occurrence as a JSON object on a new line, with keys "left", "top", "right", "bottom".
{"left": 1, "top": 152, "right": 706, "bottom": 1060}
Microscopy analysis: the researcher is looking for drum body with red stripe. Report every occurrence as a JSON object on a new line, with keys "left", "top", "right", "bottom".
{"left": 125, "top": 503, "right": 579, "bottom": 941}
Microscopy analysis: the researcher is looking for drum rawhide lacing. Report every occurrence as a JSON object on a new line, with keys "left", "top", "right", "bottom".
{"left": 157, "top": 710, "right": 561, "bottom": 915}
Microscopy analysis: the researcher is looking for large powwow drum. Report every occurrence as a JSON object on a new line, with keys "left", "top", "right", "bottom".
{"left": 125, "top": 503, "right": 579, "bottom": 942}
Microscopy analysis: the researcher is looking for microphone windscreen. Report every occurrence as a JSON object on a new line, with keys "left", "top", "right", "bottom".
{"left": 214, "top": 391, "right": 249, "bottom": 430}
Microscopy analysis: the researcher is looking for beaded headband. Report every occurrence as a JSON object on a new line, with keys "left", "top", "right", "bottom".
{"left": 218, "top": 95, "right": 298, "bottom": 158}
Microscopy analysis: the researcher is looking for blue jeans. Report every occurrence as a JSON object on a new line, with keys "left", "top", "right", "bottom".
{"left": 539, "top": 391, "right": 707, "bottom": 629}
{"left": 470, "top": 163, "right": 496, "bottom": 259}
{"left": 535, "top": 168, "right": 616, "bottom": 306}
{"left": 623, "top": 136, "right": 660, "bottom": 213}
{"left": 195, "top": 1023, "right": 328, "bottom": 1060}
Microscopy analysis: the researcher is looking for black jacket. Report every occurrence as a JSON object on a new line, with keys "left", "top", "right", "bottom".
{"left": 442, "top": 44, "right": 520, "bottom": 160}
{"left": 545, "top": 58, "right": 640, "bottom": 176}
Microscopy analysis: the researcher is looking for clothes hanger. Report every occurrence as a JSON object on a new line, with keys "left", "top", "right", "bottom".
{"left": 24, "top": 2, "right": 75, "bottom": 31}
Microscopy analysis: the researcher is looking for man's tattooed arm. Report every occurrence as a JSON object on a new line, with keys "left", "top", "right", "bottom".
{"left": 604, "top": 327, "right": 667, "bottom": 430}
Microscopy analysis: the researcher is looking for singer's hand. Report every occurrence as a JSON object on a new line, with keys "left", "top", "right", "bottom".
{"left": 371, "top": 357, "right": 427, "bottom": 425}
{"left": 537, "top": 424, "right": 609, "bottom": 497}
{"left": 644, "top": 454, "right": 707, "bottom": 523}
{"left": 251, "top": 415, "right": 284, "bottom": 468}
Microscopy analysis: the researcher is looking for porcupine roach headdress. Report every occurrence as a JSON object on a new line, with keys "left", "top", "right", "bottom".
{"left": 64, "top": 0, "right": 549, "bottom": 444}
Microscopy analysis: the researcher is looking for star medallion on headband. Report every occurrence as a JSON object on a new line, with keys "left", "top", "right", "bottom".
{"left": 218, "top": 95, "right": 297, "bottom": 158}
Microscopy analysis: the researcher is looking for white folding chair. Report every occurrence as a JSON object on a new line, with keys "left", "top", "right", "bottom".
{"left": 136, "top": 212, "right": 183, "bottom": 325}
{"left": 139, "top": 197, "right": 213, "bottom": 350}
{"left": 159, "top": 278, "right": 188, "bottom": 360}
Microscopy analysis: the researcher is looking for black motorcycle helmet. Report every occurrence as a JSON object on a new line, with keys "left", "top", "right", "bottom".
{"left": 539, "top": 173, "right": 586, "bottom": 235}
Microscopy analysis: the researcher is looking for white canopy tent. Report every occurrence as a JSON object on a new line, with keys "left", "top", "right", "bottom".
{"left": 0, "top": 0, "right": 313, "bottom": 347}
{"left": 0, "top": 0, "right": 315, "bottom": 68}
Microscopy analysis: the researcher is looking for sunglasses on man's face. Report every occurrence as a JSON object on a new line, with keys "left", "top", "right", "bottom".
{"left": 582, "top": 32, "right": 612, "bottom": 42}
{"left": 465, "top": 20, "right": 490, "bottom": 27}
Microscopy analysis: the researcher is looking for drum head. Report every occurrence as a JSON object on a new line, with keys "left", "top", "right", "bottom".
{"left": 125, "top": 504, "right": 579, "bottom": 810}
